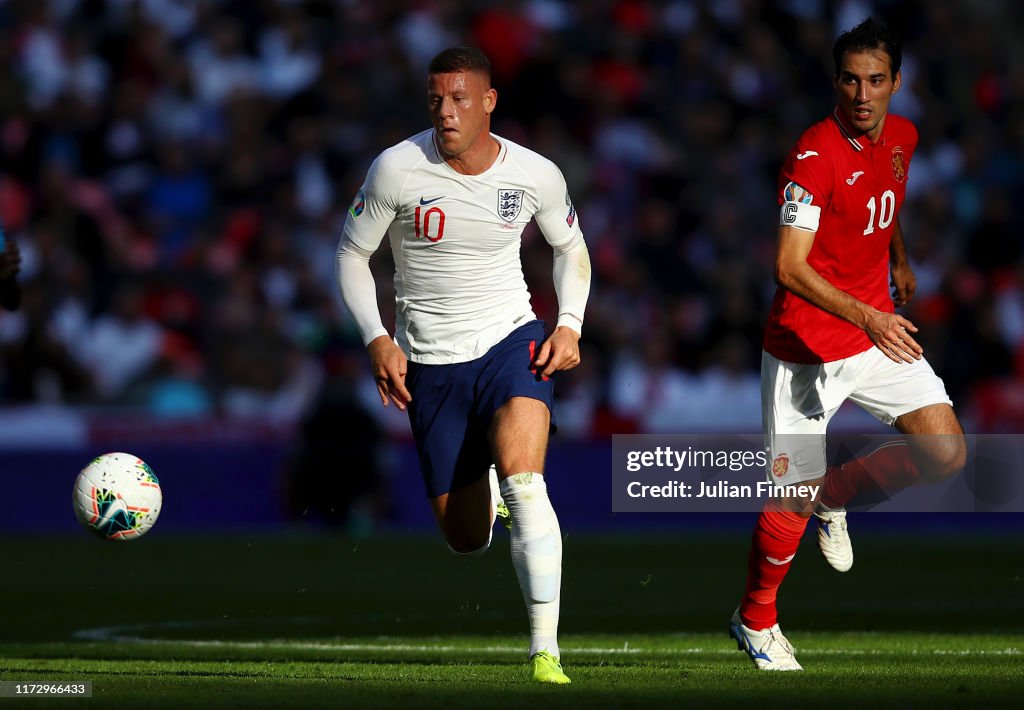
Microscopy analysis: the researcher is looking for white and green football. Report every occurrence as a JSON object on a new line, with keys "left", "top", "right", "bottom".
{"left": 72, "top": 452, "right": 162, "bottom": 541}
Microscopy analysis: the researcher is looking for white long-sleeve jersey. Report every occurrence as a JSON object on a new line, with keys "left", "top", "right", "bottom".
{"left": 337, "top": 129, "right": 590, "bottom": 364}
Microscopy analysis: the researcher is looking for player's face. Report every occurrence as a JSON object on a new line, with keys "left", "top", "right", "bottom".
{"left": 428, "top": 70, "right": 496, "bottom": 159}
{"left": 834, "top": 49, "right": 902, "bottom": 142}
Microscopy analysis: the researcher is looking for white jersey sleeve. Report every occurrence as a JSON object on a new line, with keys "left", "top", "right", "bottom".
{"left": 530, "top": 161, "right": 591, "bottom": 334}
{"left": 335, "top": 151, "right": 407, "bottom": 346}
{"left": 341, "top": 151, "right": 406, "bottom": 251}
{"left": 336, "top": 238, "right": 387, "bottom": 346}
{"left": 532, "top": 162, "right": 582, "bottom": 249}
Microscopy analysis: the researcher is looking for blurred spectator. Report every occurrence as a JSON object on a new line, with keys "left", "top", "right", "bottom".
{"left": 188, "top": 17, "right": 258, "bottom": 107}
{"left": 1, "top": 278, "right": 93, "bottom": 403}
{"left": 284, "top": 372, "right": 386, "bottom": 530}
{"left": 143, "top": 332, "right": 213, "bottom": 418}
{"left": 102, "top": 81, "right": 156, "bottom": 203}
{"left": 64, "top": 29, "right": 110, "bottom": 108}
{"left": 148, "top": 56, "right": 209, "bottom": 145}
{"left": 0, "top": 0, "right": 1020, "bottom": 437}
{"left": 145, "top": 142, "right": 212, "bottom": 261}
{"left": 0, "top": 234, "right": 21, "bottom": 311}
{"left": 16, "top": 4, "right": 67, "bottom": 109}
{"left": 258, "top": 9, "right": 321, "bottom": 100}
{"left": 74, "top": 281, "right": 163, "bottom": 399}
{"left": 609, "top": 331, "right": 695, "bottom": 433}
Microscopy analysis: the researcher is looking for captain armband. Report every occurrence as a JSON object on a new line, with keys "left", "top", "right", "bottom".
{"left": 779, "top": 201, "right": 821, "bottom": 232}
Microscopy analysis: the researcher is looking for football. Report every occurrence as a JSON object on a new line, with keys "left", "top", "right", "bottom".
{"left": 72, "top": 452, "right": 162, "bottom": 541}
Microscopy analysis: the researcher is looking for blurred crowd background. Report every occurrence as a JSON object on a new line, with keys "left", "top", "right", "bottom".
{"left": 1, "top": 0, "right": 1023, "bottom": 444}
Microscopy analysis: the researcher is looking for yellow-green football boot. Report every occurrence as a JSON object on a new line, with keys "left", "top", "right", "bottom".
{"left": 530, "top": 650, "right": 570, "bottom": 684}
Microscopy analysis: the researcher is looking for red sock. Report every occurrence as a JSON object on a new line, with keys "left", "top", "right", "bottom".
{"left": 739, "top": 501, "right": 809, "bottom": 630}
{"left": 821, "top": 441, "right": 921, "bottom": 508}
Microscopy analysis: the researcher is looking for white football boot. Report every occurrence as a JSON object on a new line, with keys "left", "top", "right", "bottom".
{"left": 815, "top": 505, "right": 853, "bottom": 572}
{"left": 729, "top": 608, "right": 803, "bottom": 671}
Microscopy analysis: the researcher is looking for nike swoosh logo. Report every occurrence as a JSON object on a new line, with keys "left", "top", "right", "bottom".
{"left": 419, "top": 196, "right": 444, "bottom": 205}
{"left": 766, "top": 554, "right": 795, "bottom": 566}
{"left": 796, "top": 151, "right": 818, "bottom": 160}
{"left": 846, "top": 171, "right": 865, "bottom": 185}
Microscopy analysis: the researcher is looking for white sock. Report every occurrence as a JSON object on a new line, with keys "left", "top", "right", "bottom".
{"left": 499, "top": 472, "right": 562, "bottom": 657}
{"left": 488, "top": 464, "right": 502, "bottom": 526}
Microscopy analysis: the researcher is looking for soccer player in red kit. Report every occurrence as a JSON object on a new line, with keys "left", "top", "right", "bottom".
{"left": 729, "top": 18, "right": 967, "bottom": 670}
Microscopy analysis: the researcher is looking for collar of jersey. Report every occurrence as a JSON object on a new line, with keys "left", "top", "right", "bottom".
{"left": 431, "top": 131, "right": 508, "bottom": 177}
{"left": 831, "top": 106, "right": 890, "bottom": 152}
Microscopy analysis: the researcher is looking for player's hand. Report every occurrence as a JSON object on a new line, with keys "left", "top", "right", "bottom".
{"left": 864, "top": 310, "right": 923, "bottom": 363}
{"left": 533, "top": 326, "right": 581, "bottom": 378}
{"left": 366, "top": 335, "right": 412, "bottom": 410}
{"left": 890, "top": 260, "right": 917, "bottom": 307}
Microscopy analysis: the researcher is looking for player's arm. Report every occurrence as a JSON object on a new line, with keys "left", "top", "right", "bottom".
{"left": 889, "top": 217, "right": 916, "bottom": 307}
{"left": 532, "top": 172, "right": 591, "bottom": 377}
{"left": 533, "top": 233, "right": 591, "bottom": 376}
{"left": 775, "top": 222, "right": 922, "bottom": 363}
{"left": 335, "top": 160, "right": 412, "bottom": 410}
{"left": 336, "top": 237, "right": 411, "bottom": 410}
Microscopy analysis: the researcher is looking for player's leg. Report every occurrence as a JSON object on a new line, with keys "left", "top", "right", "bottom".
{"left": 894, "top": 403, "right": 966, "bottom": 478}
{"left": 741, "top": 355, "right": 835, "bottom": 630}
{"left": 733, "top": 483, "right": 814, "bottom": 671}
{"left": 471, "top": 320, "right": 568, "bottom": 682}
{"left": 407, "top": 360, "right": 496, "bottom": 555}
{"left": 489, "top": 395, "right": 568, "bottom": 684}
{"left": 816, "top": 352, "right": 963, "bottom": 572}
{"left": 732, "top": 493, "right": 813, "bottom": 672}
{"left": 825, "top": 351, "right": 964, "bottom": 508}
{"left": 733, "top": 352, "right": 848, "bottom": 671}
{"left": 819, "top": 440, "right": 918, "bottom": 511}
{"left": 429, "top": 473, "right": 494, "bottom": 555}
{"left": 820, "top": 403, "right": 964, "bottom": 504}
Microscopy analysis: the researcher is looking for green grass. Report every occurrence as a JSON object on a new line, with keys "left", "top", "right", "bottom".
{"left": 1, "top": 532, "right": 1022, "bottom": 707}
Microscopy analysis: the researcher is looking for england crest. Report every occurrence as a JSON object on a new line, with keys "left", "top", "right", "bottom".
{"left": 497, "top": 189, "right": 525, "bottom": 222}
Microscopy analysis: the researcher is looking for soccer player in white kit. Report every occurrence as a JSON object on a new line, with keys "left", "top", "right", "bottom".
{"left": 336, "top": 47, "right": 590, "bottom": 684}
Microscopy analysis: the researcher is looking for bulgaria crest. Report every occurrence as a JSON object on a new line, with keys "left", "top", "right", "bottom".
{"left": 497, "top": 189, "right": 525, "bottom": 222}
{"left": 771, "top": 454, "right": 790, "bottom": 478}
{"left": 891, "top": 146, "right": 906, "bottom": 183}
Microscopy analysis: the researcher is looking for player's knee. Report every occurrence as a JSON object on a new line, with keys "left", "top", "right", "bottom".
{"left": 918, "top": 435, "right": 966, "bottom": 482}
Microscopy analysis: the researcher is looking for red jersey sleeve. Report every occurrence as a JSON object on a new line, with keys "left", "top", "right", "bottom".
{"left": 778, "top": 126, "right": 835, "bottom": 210}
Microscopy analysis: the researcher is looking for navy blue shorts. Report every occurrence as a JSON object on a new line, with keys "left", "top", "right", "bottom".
{"left": 406, "top": 320, "right": 556, "bottom": 498}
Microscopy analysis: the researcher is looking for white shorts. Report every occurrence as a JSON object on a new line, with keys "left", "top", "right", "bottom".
{"left": 762, "top": 347, "right": 953, "bottom": 484}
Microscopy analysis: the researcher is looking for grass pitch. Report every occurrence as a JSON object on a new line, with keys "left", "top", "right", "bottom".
{"left": 1, "top": 530, "right": 1022, "bottom": 707}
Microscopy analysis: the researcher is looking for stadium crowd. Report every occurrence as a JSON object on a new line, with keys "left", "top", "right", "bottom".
{"left": 1, "top": 0, "right": 1022, "bottom": 436}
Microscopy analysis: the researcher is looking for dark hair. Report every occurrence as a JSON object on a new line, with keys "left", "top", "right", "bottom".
{"left": 428, "top": 47, "right": 492, "bottom": 84}
{"left": 832, "top": 17, "right": 902, "bottom": 78}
